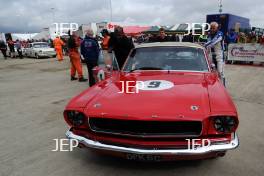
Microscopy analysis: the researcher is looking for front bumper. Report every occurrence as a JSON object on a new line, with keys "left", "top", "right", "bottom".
{"left": 66, "top": 128, "right": 239, "bottom": 155}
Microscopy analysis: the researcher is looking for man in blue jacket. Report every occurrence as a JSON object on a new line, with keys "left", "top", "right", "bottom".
{"left": 226, "top": 29, "right": 238, "bottom": 44}
{"left": 81, "top": 29, "right": 100, "bottom": 86}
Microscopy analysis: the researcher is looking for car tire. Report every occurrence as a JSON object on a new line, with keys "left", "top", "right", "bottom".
{"left": 35, "top": 53, "right": 39, "bottom": 59}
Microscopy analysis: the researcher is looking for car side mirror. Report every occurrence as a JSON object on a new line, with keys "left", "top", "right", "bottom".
{"left": 93, "top": 66, "right": 107, "bottom": 83}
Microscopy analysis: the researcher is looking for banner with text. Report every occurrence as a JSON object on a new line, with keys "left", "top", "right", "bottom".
{"left": 228, "top": 43, "right": 264, "bottom": 62}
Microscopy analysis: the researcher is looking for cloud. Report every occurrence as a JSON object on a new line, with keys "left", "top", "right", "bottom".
{"left": 0, "top": 0, "right": 263, "bottom": 33}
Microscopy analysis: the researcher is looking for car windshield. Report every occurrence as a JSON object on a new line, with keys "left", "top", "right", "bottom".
{"left": 33, "top": 43, "right": 49, "bottom": 48}
{"left": 123, "top": 47, "right": 209, "bottom": 72}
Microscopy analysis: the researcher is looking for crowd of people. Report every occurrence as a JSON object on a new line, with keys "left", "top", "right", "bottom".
{"left": 0, "top": 39, "right": 23, "bottom": 59}
{"left": 227, "top": 30, "right": 264, "bottom": 44}
{"left": 65, "top": 26, "right": 134, "bottom": 86}
{"left": 135, "top": 28, "right": 264, "bottom": 45}
{"left": 0, "top": 38, "right": 52, "bottom": 59}
{"left": 1, "top": 23, "right": 263, "bottom": 87}
{"left": 63, "top": 23, "right": 230, "bottom": 86}
{"left": 0, "top": 27, "right": 135, "bottom": 87}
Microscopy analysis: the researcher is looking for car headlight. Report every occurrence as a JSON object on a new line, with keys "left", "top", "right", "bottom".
{"left": 213, "top": 116, "right": 237, "bottom": 133}
{"left": 66, "top": 111, "right": 86, "bottom": 126}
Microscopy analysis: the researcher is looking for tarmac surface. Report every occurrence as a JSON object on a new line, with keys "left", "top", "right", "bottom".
{"left": 0, "top": 56, "right": 263, "bottom": 176}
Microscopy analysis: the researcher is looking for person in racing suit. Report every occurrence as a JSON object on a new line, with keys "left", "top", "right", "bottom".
{"left": 205, "top": 22, "right": 225, "bottom": 85}
{"left": 53, "top": 36, "right": 65, "bottom": 61}
{"left": 68, "top": 31, "right": 87, "bottom": 82}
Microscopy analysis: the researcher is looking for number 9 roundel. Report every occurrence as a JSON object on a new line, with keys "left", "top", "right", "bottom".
{"left": 136, "top": 80, "right": 174, "bottom": 91}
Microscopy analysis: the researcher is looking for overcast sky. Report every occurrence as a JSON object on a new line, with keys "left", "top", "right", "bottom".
{"left": 0, "top": 0, "right": 263, "bottom": 33}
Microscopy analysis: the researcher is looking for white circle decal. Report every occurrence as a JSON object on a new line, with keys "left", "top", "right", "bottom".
{"left": 136, "top": 80, "right": 174, "bottom": 91}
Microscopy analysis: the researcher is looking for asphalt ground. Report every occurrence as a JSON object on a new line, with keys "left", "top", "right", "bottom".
{"left": 0, "top": 55, "right": 263, "bottom": 176}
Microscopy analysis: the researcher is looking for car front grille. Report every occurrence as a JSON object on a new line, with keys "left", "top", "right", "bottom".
{"left": 88, "top": 118, "right": 202, "bottom": 138}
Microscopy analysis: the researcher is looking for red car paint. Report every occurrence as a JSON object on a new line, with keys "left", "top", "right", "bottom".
{"left": 64, "top": 43, "right": 239, "bottom": 161}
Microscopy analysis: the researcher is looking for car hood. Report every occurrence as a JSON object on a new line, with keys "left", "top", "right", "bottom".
{"left": 83, "top": 71, "right": 215, "bottom": 121}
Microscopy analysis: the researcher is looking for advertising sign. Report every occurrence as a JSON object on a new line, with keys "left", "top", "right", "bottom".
{"left": 228, "top": 43, "right": 264, "bottom": 62}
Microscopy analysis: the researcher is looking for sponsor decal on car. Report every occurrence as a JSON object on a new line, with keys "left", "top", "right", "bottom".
{"left": 118, "top": 80, "right": 174, "bottom": 94}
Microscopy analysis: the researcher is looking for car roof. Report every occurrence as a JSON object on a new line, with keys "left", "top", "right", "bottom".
{"left": 136, "top": 42, "right": 204, "bottom": 49}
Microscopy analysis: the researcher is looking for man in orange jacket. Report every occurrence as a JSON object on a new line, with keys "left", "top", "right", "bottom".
{"left": 68, "top": 31, "right": 87, "bottom": 82}
{"left": 53, "top": 36, "right": 65, "bottom": 61}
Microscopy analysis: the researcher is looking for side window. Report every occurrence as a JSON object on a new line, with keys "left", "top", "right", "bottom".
{"left": 98, "top": 51, "right": 120, "bottom": 71}
{"left": 97, "top": 50, "right": 105, "bottom": 66}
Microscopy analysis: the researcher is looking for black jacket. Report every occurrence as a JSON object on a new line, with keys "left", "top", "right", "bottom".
{"left": 0, "top": 40, "right": 7, "bottom": 49}
{"left": 155, "top": 35, "right": 172, "bottom": 42}
{"left": 109, "top": 33, "right": 134, "bottom": 68}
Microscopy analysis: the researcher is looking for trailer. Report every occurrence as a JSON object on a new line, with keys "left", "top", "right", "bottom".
{"left": 206, "top": 13, "right": 251, "bottom": 34}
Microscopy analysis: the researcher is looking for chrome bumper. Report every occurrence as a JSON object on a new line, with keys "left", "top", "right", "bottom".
{"left": 38, "top": 53, "right": 55, "bottom": 56}
{"left": 66, "top": 129, "right": 239, "bottom": 155}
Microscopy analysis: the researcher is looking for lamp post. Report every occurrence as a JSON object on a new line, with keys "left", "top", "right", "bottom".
{"left": 109, "top": 0, "right": 113, "bottom": 22}
{"left": 219, "top": 0, "right": 223, "bottom": 14}
{"left": 51, "top": 8, "right": 55, "bottom": 23}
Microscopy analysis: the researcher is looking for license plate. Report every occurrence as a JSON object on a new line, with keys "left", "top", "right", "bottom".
{"left": 126, "top": 153, "right": 162, "bottom": 161}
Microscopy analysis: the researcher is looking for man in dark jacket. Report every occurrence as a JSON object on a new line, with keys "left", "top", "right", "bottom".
{"left": 108, "top": 26, "right": 134, "bottom": 69}
{"left": 0, "top": 40, "right": 7, "bottom": 59}
{"left": 7, "top": 39, "right": 15, "bottom": 58}
{"left": 81, "top": 29, "right": 100, "bottom": 86}
{"left": 155, "top": 28, "right": 172, "bottom": 42}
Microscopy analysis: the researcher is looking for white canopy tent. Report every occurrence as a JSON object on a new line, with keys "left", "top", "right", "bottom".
{"left": 32, "top": 29, "right": 50, "bottom": 40}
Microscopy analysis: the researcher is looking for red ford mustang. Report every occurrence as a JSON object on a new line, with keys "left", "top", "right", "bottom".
{"left": 64, "top": 42, "right": 239, "bottom": 161}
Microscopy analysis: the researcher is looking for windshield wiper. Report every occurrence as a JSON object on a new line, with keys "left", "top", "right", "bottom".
{"left": 129, "top": 67, "right": 163, "bottom": 72}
